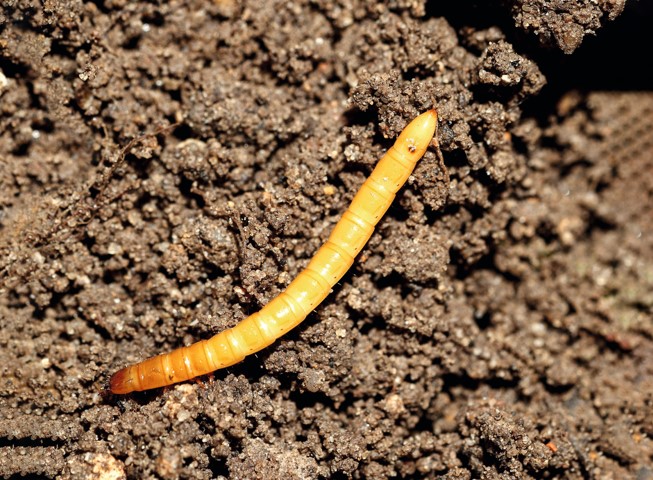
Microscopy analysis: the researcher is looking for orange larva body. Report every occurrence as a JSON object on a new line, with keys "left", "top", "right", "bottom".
{"left": 110, "top": 109, "right": 438, "bottom": 394}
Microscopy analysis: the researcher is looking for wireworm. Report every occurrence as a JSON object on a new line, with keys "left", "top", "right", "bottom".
{"left": 110, "top": 109, "right": 438, "bottom": 393}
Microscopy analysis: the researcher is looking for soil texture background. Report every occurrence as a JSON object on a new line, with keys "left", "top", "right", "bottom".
{"left": 1, "top": 1, "right": 652, "bottom": 479}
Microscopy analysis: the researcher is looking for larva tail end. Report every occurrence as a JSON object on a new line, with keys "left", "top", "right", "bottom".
{"left": 110, "top": 367, "right": 135, "bottom": 394}
{"left": 395, "top": 109, "right": 438, "bottom": 159}
{"left": 415, "top": 109, "right": 438, "bottom": 138}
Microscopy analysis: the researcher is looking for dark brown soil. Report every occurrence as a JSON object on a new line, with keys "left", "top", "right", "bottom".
{"left": 1, "top": 1, "right": 652, "bottom": 479}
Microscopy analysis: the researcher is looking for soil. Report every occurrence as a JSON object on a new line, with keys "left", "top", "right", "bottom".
{"left": 1, "top": 1, "right": 652, "bottom": 479}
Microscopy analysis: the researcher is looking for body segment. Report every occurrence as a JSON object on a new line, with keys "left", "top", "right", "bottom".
{"left": 110, "top": 109, "right": 438, "bottom": 394}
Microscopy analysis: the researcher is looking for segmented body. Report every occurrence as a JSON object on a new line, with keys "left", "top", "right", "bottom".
{"left": 110, "top": 109, "right": 438, "bottom": 394}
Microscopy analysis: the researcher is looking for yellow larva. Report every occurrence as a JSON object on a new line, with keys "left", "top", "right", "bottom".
{"left": 110, "top": 109, "right": 438, "bottom": 394}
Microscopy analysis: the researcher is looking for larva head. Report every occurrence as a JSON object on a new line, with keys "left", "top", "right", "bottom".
{"left": 394, "top": 109, "right": 438, "bottom": 161}
{"left": 109, "top": 366, "right": 137, "bottom": 394}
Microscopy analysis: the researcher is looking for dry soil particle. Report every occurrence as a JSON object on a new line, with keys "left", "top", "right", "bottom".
{"left": 1, "top": 0, "right": 652, "bottom": 479}
{"left": 507, "top": 0, "right": 626, "bottom": 53}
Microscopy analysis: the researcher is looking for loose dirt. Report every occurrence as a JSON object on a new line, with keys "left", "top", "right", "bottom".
{"left": 1, "top": 1, "right": 651, "bottom": 478}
